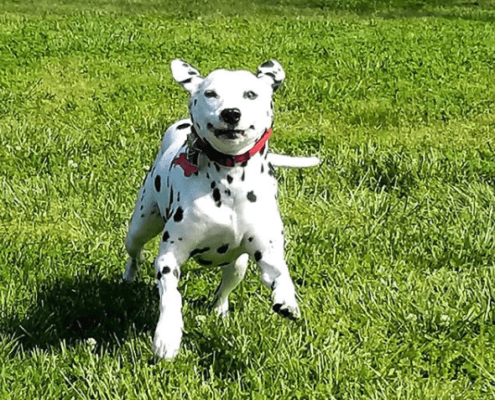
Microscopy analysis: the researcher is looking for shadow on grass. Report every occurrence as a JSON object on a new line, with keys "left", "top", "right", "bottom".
{"left": 2, "top": 274, "right": 160, "bottom": 353}
{"left": 1, "top": 272, "right": 247, "bottom": 373}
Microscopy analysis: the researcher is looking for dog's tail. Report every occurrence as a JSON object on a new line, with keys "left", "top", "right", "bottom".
{"left": 267, "top": 153, "right": 320, "bottom": 168}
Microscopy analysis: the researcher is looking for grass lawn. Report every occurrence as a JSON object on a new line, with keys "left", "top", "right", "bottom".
{"left": 1, "top": 0, "right": 495, "bottom": 398}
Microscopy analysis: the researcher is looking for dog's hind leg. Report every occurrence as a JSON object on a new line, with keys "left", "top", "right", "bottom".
{"left": 212, "top": 254, "right": 249, "bottom": 317}
{"left": 123, "top": 178, "right": 164, "bottom": 282}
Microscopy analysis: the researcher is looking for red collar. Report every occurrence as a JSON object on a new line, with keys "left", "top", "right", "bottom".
{"left": 173, "top": 129, "right": 273, "bottom": 177}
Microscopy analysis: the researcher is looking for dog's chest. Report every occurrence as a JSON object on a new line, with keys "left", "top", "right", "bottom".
{"left": 153, "top": 149, "right": 278, "bottom": 248}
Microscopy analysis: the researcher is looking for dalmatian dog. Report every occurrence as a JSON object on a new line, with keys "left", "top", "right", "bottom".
{"left": 123, "top": 59, "right": 319, "bottom": 359}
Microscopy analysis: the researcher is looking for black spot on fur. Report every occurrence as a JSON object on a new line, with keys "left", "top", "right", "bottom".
{"left": 174, "top": 207, "right": 183, "bottom": 222}
{"left": 155, "top": 175, "right": 161, "bottom": 192}
{"left": 227, "top": 175, "right": 233, "bottom": 184}
{"left": 177, "top": 192, "right": 180, "bottom": 202}
{"left": 273, "top": 304, "right": 297, "bottom": 320}
{"left": 163, "top": 216, "right": 167, "bottom": 224}
{"left": 140, "top": 214, "right": 145, "bottom": 218}
{"left": 197, "top": 259, "right": 212, "bottom": 266}
{"left": 190, "top": 247, "right": 210, "bottom": 257}
{"left": 162, "top": 266, "right": 171, "bottom": 274}
{"left": 247, "top": 191, "right": 257, "bottom": 202}
{"left": 261, "top": 164, "right": 264, "bottom": 173}
{"left": 140, "top": 205, "right": 144, "bottom": 210}
{"left": 167, "top": 176, "right": 170, "bottom": 188}
{"left": 194, "top": 99, "right": 197, "bottom": 106}
{"left": 162, "top": 231, "right": 170, "bottom": 242}
{"left": 177, "top": 123, "right": 191, "bottom": 129}
{"left": 196, "top": 123, "right": 201, "bottom": 130}
{"left": 271, "top": 281, "right": 277, "bottom": 290}
{"left": 241, "top": 161, "right": 248, "bottom": 167}
{"left": 265, "top": 72, "right": 276, "bottom": 80}
{"left": 214, "top": 163, "right": 220, "bottom": 173}
{"left": 169, "top": 186, "right": 174, "bottom": 207}
{"left": 180, "top": 77, "right": 193, "bottom": 85}
{"left": 178, "top": 237, "right": 183, "bottom": 241}
{"left": 241, "top": 170, "right": 245, "bottom": 181}
{"left": 206, "top": 172, "right": 210, "bottom": 179}
{"left": 268, "top": 162, "right": 275, "bottom": 177}
{"left": 261, "top": 61, "right": 275, "bottom": 68}
{"left": 248, "top": 237, "right": 253, "bottom": 242}
{"left": 213, "top": 188, "right": 221, "bottom": 203}
{"left": 173, "top": 269, "right": 179, "bottom": 279}
{"left": 211, "top": 181, "right": 216, "bottom": 189}
{"left": 156, "top": 271, "right": 162, "bottom": 280}
{"left": 254, "top": 251, "right": 262, "bottom": 262}
{"left": 224, "top": 189, "right": 231, "bottom": 196}
{"left": 217, "top": 244, "right": 229, "bottom": 254}
{"left": 213, "top": 187, "right": 222, "bottom": 207}
{"left": 260, "top": 146, "right": 266, "bottom": 156}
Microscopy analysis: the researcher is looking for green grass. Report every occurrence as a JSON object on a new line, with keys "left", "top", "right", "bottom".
{"left": 1, "top": 0, "right": 495, "bottom": 398}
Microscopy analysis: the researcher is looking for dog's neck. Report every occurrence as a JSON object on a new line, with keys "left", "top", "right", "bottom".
{"left": 190, "top": 126, "right": 272, "bottom": 166}
{"left": 173, "top": 127, "right": 272, "bottom": 176}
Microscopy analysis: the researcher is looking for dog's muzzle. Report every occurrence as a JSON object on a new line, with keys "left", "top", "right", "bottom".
{"left": 220, "top": 108, "right": 241, "bottom": 125}
{"left": 214, "top": 129, "right": 246, "bottom": 140}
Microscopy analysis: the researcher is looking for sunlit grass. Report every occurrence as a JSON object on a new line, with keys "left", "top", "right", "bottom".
{"left": 1, "top": 0, "right": 495, "bottom": 398}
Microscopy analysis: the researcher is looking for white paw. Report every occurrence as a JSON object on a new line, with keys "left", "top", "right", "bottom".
{"left": 273, "top": 302, "right": 300, "bottom": 320}
{"left": 152, "top": 327, "right": 182, "bottom": 359}
{"left": 121, "top": 258, "right": 138, "bottom": 283}
{"left": 272, "top": 281, "right": 300, "bottom": 320}
{"left": 121, "top": 271, "right": 135, "bottom": 283}
{"left": 213, "top": 299, "right": 229, "bottom": 318}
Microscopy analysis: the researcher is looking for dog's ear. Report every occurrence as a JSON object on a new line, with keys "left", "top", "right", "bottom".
{"left": 171, "top": 60, "right": 204, "bottom": 93}
{"left": 256, "top": 60, "right": 285, "bottom": 92}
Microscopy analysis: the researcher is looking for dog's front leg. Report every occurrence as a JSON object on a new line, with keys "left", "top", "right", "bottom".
{"left": 248, "top": 237, "right": 300, "bottom": 320}
{"left": 152, "top": 250, "right": 183, "bottom": 359}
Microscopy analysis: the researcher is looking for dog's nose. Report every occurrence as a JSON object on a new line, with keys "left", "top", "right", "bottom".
{"left": 220, "top": 108, "right": 241, "bottom": 125}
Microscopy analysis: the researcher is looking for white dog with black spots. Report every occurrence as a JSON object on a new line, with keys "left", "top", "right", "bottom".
{"left": 123, "top": 59, "right": 319, "bottom": 359}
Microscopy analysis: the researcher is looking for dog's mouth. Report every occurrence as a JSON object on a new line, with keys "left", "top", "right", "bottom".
{"left": 214, "top": 129, "right": 246, "bottom": 140}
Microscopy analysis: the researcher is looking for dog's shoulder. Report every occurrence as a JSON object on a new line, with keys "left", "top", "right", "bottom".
{"left": 157, "top": 119, "right": 192, "bottom": 157}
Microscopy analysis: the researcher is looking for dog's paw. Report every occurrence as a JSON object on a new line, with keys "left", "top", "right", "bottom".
{"left": 271, "top": 278, "right": 299, "bottom": 320}
{"left": 152, "top": 328, "right": 182, "bottom": 360}
{"left": 121, "top": 257, "right": 139, "bottom": 283}
{"left": 273, "top": 302, "right": 300, "bottom": 320}
{"left": 121, "top": 272, "right": 135, "bottom": 283}
{"left": 213, "top": 298, "right": 229, "bottom": 318}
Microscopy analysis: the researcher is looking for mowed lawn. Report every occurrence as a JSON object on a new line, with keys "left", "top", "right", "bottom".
{"left": 1, "top": 0, "right": 495, "bottom": 398}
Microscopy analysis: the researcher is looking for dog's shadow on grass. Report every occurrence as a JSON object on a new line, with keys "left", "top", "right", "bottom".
{"left": 4, "top": 272, "right": 250, "bottom": 376}
{"left": 3, "top": 274, "right": 160, "bottom": 353}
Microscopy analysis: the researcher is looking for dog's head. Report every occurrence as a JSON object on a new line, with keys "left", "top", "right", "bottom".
{"left": 171, "top": 60, "right": 285, "bottom": 155}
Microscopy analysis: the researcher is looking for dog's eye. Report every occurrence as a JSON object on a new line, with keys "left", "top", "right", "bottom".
{"left": 204, "top": 90, "right": 218, "bottom": 99}
{"left": 244, "top": 91, "right": 258, "bottom": 100}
